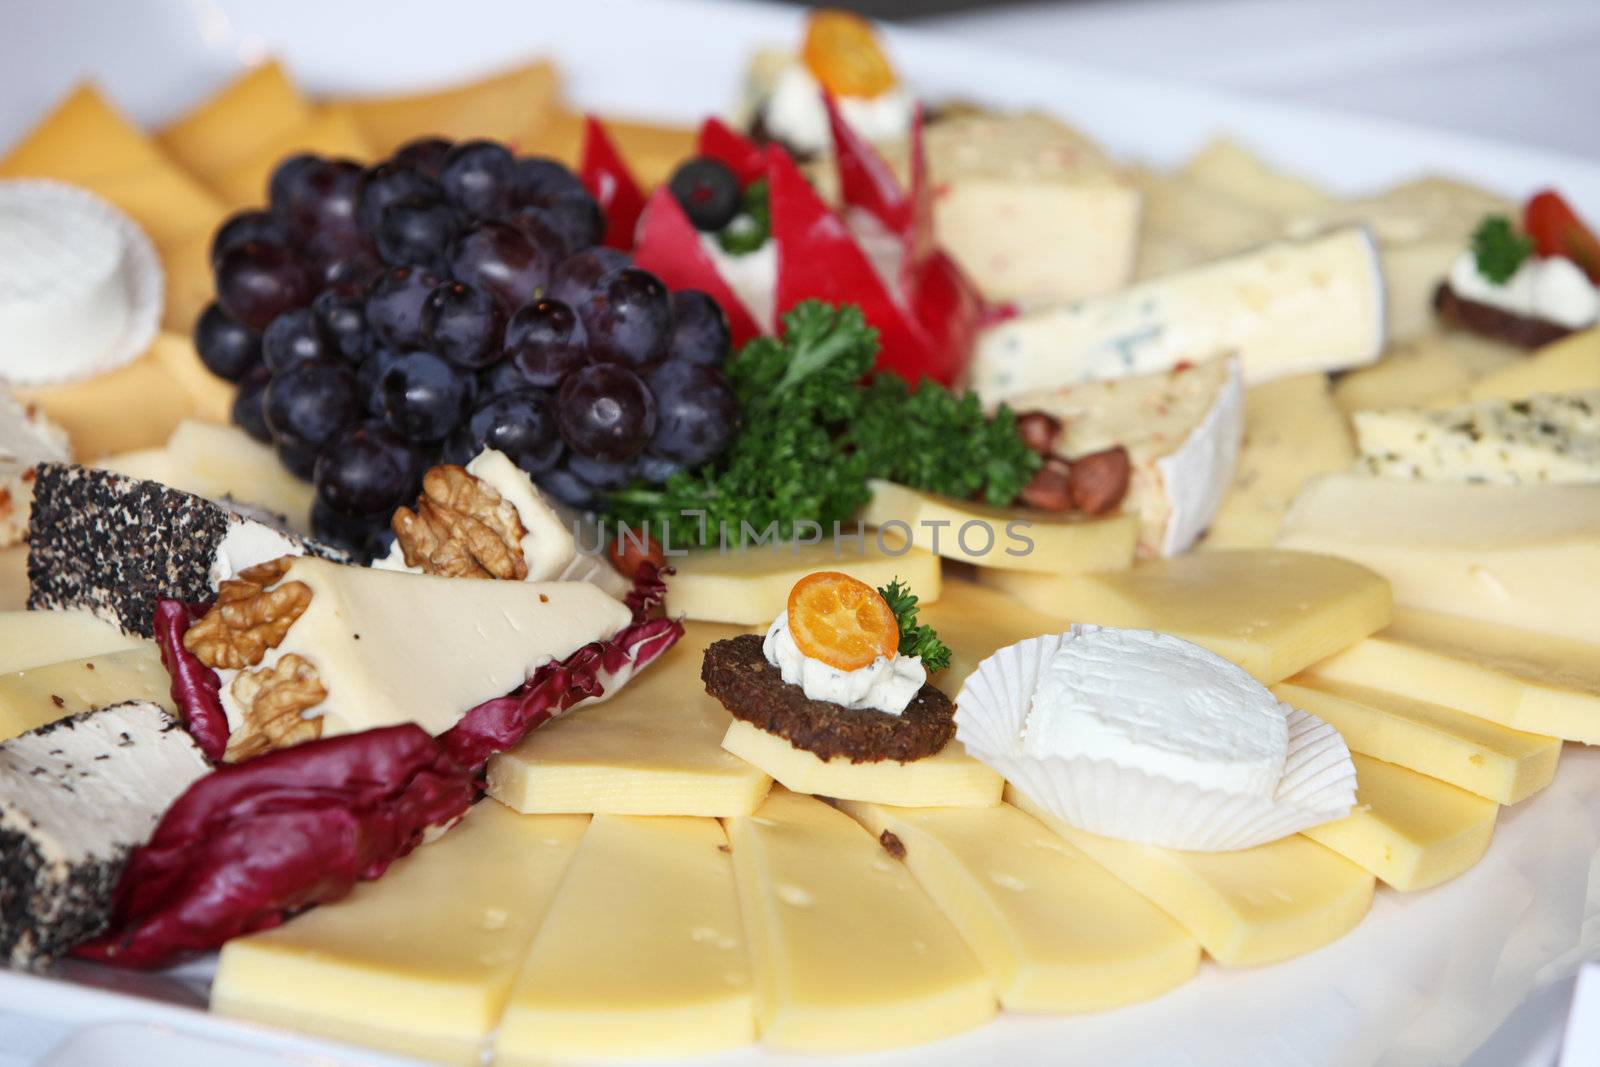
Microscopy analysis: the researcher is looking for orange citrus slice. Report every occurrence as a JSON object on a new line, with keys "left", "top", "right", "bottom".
{"left": 802, "top": 9, "right": 898, "bottom": 99}
{"left": 787, "top": 571, "right": 900, "bottom": 671}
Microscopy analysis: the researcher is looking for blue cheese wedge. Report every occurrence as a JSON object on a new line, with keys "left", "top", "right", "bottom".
{"left": 971, "top": 227, "right": 1384, "bottom": 402}
{"left": 0, "top": 700, "right": 209, "bottom": 967}
{"left": 0, "top": 384, "right": 70, "bottom": 547}
{"left": 1354, "top": 391, "right": 1600, "bottom": 485}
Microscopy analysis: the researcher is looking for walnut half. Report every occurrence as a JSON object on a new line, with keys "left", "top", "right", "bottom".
{"left": 391, "top": 464, "right": 529, "bottom": 580}
{"left": 225, "top": 653, "right": 327, "bottom": 762}
{"left": 185, "top": 557, "right": 313, "bottom": 670}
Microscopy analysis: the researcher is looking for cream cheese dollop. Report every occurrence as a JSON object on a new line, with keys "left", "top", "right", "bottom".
{"left": 762, "top": 62, "right": 914, "bottom": 157}
{"left": 1448, "top": 251, "right": 1600, "bottom": 330}
{"left": 762, "top": 611, "right": 925, "bottom": 716}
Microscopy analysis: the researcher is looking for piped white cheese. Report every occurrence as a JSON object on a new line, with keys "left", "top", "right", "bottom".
{"left": 1447, "top": 251, "right": 1599, "bottom": 330}
{"left": 760, "top": 60, "right": 914, "bottom": 157}
{"left": 762, "top": 611, "right": 925, "bottom": 717}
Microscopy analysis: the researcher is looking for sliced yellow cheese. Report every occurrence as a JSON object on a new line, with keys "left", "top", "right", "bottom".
{"left": 495, "top": 815, "right": 752, "bottom": 1062}
{"left": 158, "top": 61, "right": 314, "bottom": 188}
{"left": 216, "top": 105, "right": 374, "bottom": 208}
{"left": 1300, "top": 754, "right": 1497, "bottom": 891}
{"left": 1460, "top": 327, "right": 1600, "bottom": 402}
{"left": 1009, "top": 787, "right": 1374, "bottom": 967}
{"left": 335, "top": 59, "right": 560, "bottom": 156}
{"left": 159, "top": 226, "right": 216, "bottom": 333}
{"left": 916, "top": 578, "right": 1065, "bottom": 690}
{"left": 17, "top": 343, "right": 202, "bottom": 460}
{"left": 212, "top": 804, "right": 587, "bottom": 1066}
{"left": 1331, "top": 331, "right": 1518, "bottom": 416}
{"left": 0, "top": 610, "right": 147, "bottom": 675}
{"left": 1203, "top": 373, "right": 1355, "bottom": 549}
{"left": 993, "top": 549, "right": 1391, "bottom": 684}
{"left": 0, "top": 547, "right": 24, "bottom": 613}
{"left": 1306, "top": 610, "right": 1600, "bottom": 744}
{"left": 721, "top": 719, "right": 1001, "bottom": 808}
{"left": 0, "top": 646, "right": 171, "bottom": 741}
{"left": 149, "top": 338, "right": 235, "bottom": 427}
{"left": 861, "top": 480, "right": 1137, "bottom": 574}
{"left": 838, "top": 800, "right": 1199, "bottom": 1012}
{"left": 665, "top": 534, "right": 940, "bottom": 625}
{"left": 164, "top": 420, "right": 315, "bottom": 532}
{"left": 1180, "top": 138, "right": 1332, "bottom": 217}
{"left": 486, "top": 622, "right": 772, "bottom": 817}
{"left": 725, "top": 789, "right": 994, "bottom": 1050}
{"left": 1275, "top": 678, "right": 1559, "bottom": 804}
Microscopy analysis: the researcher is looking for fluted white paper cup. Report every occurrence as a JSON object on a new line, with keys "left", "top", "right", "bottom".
{"left": 954, "top": 628, "right": 1357, "bottom": 852}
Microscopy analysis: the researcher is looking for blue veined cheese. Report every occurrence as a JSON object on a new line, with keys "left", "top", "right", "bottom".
{"left": 1354, "top": 391, "right": 1600, "bottom": 484}
{"left": 970, "top": 227, "right": 1384, "bottom": 404}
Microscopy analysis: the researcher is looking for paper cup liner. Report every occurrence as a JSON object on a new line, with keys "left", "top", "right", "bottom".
{"left": 955, "top": 628, "right": 1357, "bottom": 852}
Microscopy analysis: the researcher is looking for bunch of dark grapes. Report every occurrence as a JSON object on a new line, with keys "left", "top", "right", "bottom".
{"left": 195, "top": 138, "right": 737, "bottom": 560}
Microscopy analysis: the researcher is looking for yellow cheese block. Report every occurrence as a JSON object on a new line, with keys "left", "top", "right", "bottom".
{"left": 997, "top": 549, "right": 1391, "bottom": 684}
{"left": 1306, "top": 610, "right": 1600, "bottom": 744}
{"left": 1008, "top": 787, "right": 1374, "bottom": 967}
{"left": 1275, "top": 677, "right": 1560, "bottom": 804}
{"left": 1301, "top": 753, "right": 1497, "bottom": 891}
{"left": 17, "top": 341, "right": 204, "bottom": 460}
{"left": 916, "top": 578, "right": 1065, "bottom": 691}
{"left": 1331, "top": 331, "right": 1518, "bottom": 416}
{"left": 0, "top": 610, "right": 147, "bottom": 675}
{"left": 838, "top": 800, "right": 1199, "bottom": 1012}
{"left": 526, "top": 107, "right": 699, "bottom": 190}
{"left": 486, "top": 622, "right": 772, "bottom": 817}
{"left": 150, "top": 339, "right": 234, "bottom": 427}
{"left": 0, "top": 549, "right": 29, "bottom": 612}
{"left": 164, "top": 420, "right": 315, "bottom": 532}
{"left": 158, "top": 61, "right": 314, "bottom": 188}
{"left": 335, "top": 59, "right": 560, "bottom": 156}
{"left": 664, "top": 535, "right": 941, "bottom": 625}
{"left": 725, "top": 789, "right": 994, "bottom": 1050}
{"left": 495, "top": 815, "right": 752, "bottom": 1062}
{"left": 0, "top": 646, "right": 171, "bottom": 741}
{"left": 1203, "top": 373, "right": 1354, "bottom": 549}
{"left": 1460, "top": 327, "right": 1600, "bottom": 402}
{"left": 216, "top": 105, "right": 374, "bottom": 207}
{"left": 722, "top": 720, "right": 1001, "bottom": 808}
{"left": 212, "top": 804, "right": 587, "bottom": 1066}
{"left": 159, "top": 226, "right": 216, "bottom": 333}
{"left": 862, "top": 480, "right": 1138, "bottom": 573}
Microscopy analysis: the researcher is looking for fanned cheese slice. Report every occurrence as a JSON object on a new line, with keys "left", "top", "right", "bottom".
{"left": 0, "top": 646, "right": 170, "bottom": 741}
{"left": 0, "top": 609, "right": 145, "bottom": 675}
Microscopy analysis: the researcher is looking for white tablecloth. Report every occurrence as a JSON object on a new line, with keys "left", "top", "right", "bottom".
{"left": 927, "top": 0, "right": 1600, "bottom": 160}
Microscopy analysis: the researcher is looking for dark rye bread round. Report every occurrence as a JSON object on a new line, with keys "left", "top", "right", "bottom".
{"left": 701, "top": 634, "right": 955, "bottom": 763}
{"left": 1434, "top": 282, "right": 1575, "bottom": 350}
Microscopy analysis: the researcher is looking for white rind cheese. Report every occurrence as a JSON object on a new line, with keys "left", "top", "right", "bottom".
{"left": 1354, "top": 391, "right": 1600, "bottom": 484}
{"left": 0, "top": 384, "right": 70, "bottom": 546}
{"left": 0, "top": 701, "right": 209, "bottom": 967}
{"left": 970, "top": 227, "right": 1385, "bottom": 402}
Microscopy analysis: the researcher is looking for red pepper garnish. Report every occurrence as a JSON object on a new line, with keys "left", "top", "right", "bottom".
{"left": 579, "top": 115, "right": 646, "bottom": 250}
{"left": 696, "top": 117, "right": 767, "bottom": 186}
{"left": 1524, "top": 190, "right": 1600, "bottom": 285}
{"left": 823, "top": 92, "right": 912, "bottom": 238}
{"left": 632, "top": 186, "right": 763, "bottom": 346}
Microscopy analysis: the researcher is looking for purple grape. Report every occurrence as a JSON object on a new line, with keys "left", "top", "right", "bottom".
{"left": 513, "top": 157, "right": 590, "bottom": 208}
{"left": 547, "top": 247, "right": 630, "bottom": 307}
{"left": 376, "top": 195, "right": 460, "bottom": 270}
{"left": 669, "top": 290, "right": 732, "bottom": 365}
{"left": 195, "top": 302, "right": 260, "bottom": 382}
{"left": 261, "top": 307, "right": 329, "bottom": 372}
{"left": 535, "top": 463, "right": 600, "bottom": 510}
{"left": 312, "top": 497, "right": 389, "bottom": 558}
{"left": 393, "top": 137, "right": 453, "bottom": 179}
{"left": 319, "top": 247, "right": 384, "bottom": 291}
{"left": 440, "top": 140, "right": 515, "bottom": 219}
{"left": 366, "top": 266, "right": 441, "bottom": 349}
{"left": 214, "top": 241, "right": 311, "bottom": 331}
{"left": 210, "top": 210, "right": 289, "bottom": 268}
{"left": 456, "top": 389, "right": 564, "bottom": 473}
{"left": 358, "top": 347, "right": 405, "bottom": 416}
{"left": 505, "top": 298, "right": 586, "bottom": 387}
{"left": 264, "top": 358, "right": 359, "bottom": 446}
{"left": 667, "top": 156, "right": 740, "bottom": 231}
{"left": 278, "top": 158, "right": 364, "bottom": 248}
{"left": 380, "top": 349, "right": 475, "bottom": 443}
{"left": 421, "top": 281, "right": 504, "bottom": 369}
{"left": 314, "top": 422, "right": 425, "bottom": 517}
{"left": 448, "top": 221, "right": 550, "bottom": 310}
{"left": 276, "top": 433, "right": 320, "bottom": 481}
{"left": 514, "top": 200, "right": 603, "bottom": 258}
{"left": 478, "top": 357, "right": 528, "bottom": 396}
{"left": 357, "top": 162, "right": 441, "bottom": 235}
{"left": 312, "top": 288, "right": 370, "bottom": 364}
{"left": 566, "top": 452, "right": 636, "bottom": 490}
{"left": 578, "top": 266, "right": 673, "bottom": 372}
{"left": 232, "top": 364, "right": 273, "bottom": 443}
{"left": 635, "top": 452, "right": 685, "bottom": 485}
{"left": 557, "top": 363, "right": 655, "bottom": 462}
{"left": 268, "top": 154, "right": 320, "bottom": 221}
{"left": 645, "top": 360, "right": 736, "bottom": 465}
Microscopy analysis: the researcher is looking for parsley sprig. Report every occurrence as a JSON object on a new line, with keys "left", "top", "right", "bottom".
{"left": 1472, "top": 214, "right": 1533, "bottom": 285}
{"left": 877, "top": 578, "right": 951, "bottom": 672}
{"left": 718, "top": 178, "right": 771, "bottom": 256}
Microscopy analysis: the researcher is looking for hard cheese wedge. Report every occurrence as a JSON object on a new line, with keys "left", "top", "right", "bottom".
{"left": 1332, "top": 332, "right": 1518, "bottom": 416}
{"left": 495, "top": 815, "right": 752, "bottom": 1062}
{"left": 157, "top": 61, "right": 314, "bottom": 188}
{"left": 486, "top": 622, "right": 772, "bottom": 817}
{"left": 861, "top": 480, "right": 1137, "bottom": 574}
{"left": 1459, "top": 327, "right": 1600, "bottom": 402}
{"left": 990, "top": 549, "right": 1391, "bottom": 684}
{"left": 1300, "top": 753, "right": 1498, "bottom": 892}
{"left": 1280, "top": 473, "right": 1600, "bottom": 645}
{"left": 722, "top": 719, "right": 1001, "bottom": 808}
{"left": 1009, "top": 787, "right": 1374, "bottom": 967}
{"left": 725, "top": 789, "right": 994, "bottom": 1050}
{"left": 215, "top": 105, "right": 374, "bottom": 207}
{"left": 334, "top": 59, "right": 559, "bottom": 155}
{"left": 1305, "top": 610, "right": 1600, "bottom": 745}
{"left": 1275, "top": 678, "right": 1560, "bottom": 804}
{"left": 165, "top": 420, "right": 316, "bottom": 532}
{"left": 0, "top": 609, "right": 146, "bottom": 674}
{"left": 0, "top": 548, "right": 25, "bottom": 613}
{"left": 0, "top": 646, "right": 171, "bottom": 741}
{"left": 213, "top": 803, "right": 587, "bottom": 1066}
{"left": 665, "top": 535, "right": 940, "bottom": 625}
{"left": 838, "top": 800, "right": 1199, "bottom": 1012}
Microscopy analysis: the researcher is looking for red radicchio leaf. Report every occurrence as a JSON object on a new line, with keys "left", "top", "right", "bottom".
{"left": 696, "top": 117, "right": 767, "bottom": 186}
{"left": 632, "top": 186, "right": 764, "bottom": 346}
{"left": 579, "top": 115, "right": 646, "bottom": 250}
{"left": 151, "top": 599, "right": 228, "bottom": 763}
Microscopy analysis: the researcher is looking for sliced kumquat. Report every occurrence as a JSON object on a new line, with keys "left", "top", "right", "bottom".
{"left": 787, "top": 570, "right": 900, "bottom": 671}
{"left": 803, "top": 9, "right": 898, "bottom": 99}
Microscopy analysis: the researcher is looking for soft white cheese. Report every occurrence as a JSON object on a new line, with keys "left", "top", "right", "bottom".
{"left": 1022, "top": 628, "right": 1289, "bottom": 796}
{"left": 208, "top": 518, "right": 305, "bottom": 589}
{"left": 762, "top": 61, "right": 914, "bottom": 157}
{"left": 762, "top": 611, "right": 925, "bottom": 717}
{"left": 700, "top": 234, "right": 778, "bottom": 334}
{"left": 0, "top": 383, "right": 70, "bottom": 546}
{"left": 1448, "top": 251, "right": 1600, "bottom": 330}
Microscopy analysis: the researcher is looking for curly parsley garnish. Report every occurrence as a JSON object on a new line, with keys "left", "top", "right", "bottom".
{"left": 718, "top": 178, "right": 771, "bottom": 256}
{"left": 877, "top": 578, "right": 951, "bottom": 672}
{"left": 1472, "top": 214, "right": 1533, "bottom": 285}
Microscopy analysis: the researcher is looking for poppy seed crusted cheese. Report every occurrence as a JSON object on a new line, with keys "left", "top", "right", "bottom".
{"left": 0, "top": 701, "right": 209, "bottom": 967}
{"left": 26, "top": 464, "right": 343, "bottom": 637}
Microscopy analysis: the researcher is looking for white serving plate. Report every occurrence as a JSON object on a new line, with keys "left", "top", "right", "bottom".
{"left": 2, "top": 2, "right": 1598, "bottom": 1064}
